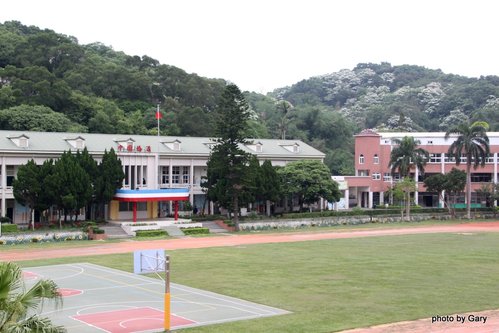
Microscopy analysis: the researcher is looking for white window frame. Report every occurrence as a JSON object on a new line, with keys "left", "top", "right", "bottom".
{"left": 172, "top": 166, "right": 180, "bottom": 184}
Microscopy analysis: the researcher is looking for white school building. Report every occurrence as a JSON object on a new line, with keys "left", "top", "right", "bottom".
{"left": 0, "top": 130, "right": 325, "bottom": 225}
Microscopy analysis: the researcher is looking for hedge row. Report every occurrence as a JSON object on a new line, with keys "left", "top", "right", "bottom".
{"left": 135, "top": 229, "right": 168, "bottom": 237}
{"left": 278, "top": 207, "right": 494, "bottom": 220}
{"left": 182, "top": 227, "right": 210, "bottom": 235}
{"left": 1, "top": 224, "right": 18, "bottom": 233}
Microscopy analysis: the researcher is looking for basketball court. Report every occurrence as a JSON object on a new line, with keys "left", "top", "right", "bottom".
{"left": 23, "top": 263, "right": 289, "bottom": 332}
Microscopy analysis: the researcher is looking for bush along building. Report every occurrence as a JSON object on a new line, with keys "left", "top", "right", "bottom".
{"left": 341, "top": 129, "right": 498, "bottom": 209}
{"left": 0, "top": 130, "right": 325, "bottom": 225}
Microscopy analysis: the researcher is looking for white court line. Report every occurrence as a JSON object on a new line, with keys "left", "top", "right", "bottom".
{"left": 172, "top": 284, "right": 289, "bottom": 315}
{"left": 84, "top": 282, "right": 158, "bottom": 292}
{"left": 119, "top": 317, "right": 163, "bottom": 329}
{"left": 27, "top": 265, "right": 85, "bottom": 281}
{"left": 69, "top": 316, "right": 111, "bottom": 333}
{"left": 168, "top": 313, "right": 288, "bottom": 329}
{"left": 32, "top": 263, "right": 289, "bottom": 322}
{"left": 79, "top": 263, "right": 165, "bottom": 283}
{"left": 63, "top": 263, "right": 288, "bottom": 315}
{"left": 42, "top": 301, "right": 167, "bottom": 317}
{"left": 75, "top": 305, "right": 139, "bottom": 316}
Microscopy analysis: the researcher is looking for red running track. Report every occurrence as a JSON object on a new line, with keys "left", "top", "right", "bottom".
{"left": 2, "top": 221, "right": 499, "bottom": 262}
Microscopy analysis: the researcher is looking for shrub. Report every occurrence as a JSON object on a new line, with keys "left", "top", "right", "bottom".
{"left": 182, "top": 227, "right": 210, "bottom": 235}
{"left": 92, "top": 228, "right": 105, "bottom": 234}
{"left": 223, "top": 220, "right": 235, "bottom": 226}
{"left": 183, "top": 201, "right": 193, "bottom": 211}
{"left": 136, "top": 229, "right": 168, "bottom": 237}
{"left": 0, "top": 216, "right": 11, "bottom": 223}
{"left": 1, "top": 224, "right": 18, "bottom": 233}
{"left": 81, "top": 221, "right": 97, "bottom": 231}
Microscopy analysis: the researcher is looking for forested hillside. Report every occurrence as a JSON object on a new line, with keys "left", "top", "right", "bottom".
{"left": 1, "top": 21, "right": 498, "bottom": 176}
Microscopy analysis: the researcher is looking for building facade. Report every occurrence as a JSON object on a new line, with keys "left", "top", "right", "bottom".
{"left": 342, "top": 129, "right": 499, "bottom": 209}
{"left": 0, "top": 131, "right": 325, "bottom": 225}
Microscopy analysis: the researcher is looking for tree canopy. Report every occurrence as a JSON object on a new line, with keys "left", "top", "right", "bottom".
{"left": 389, "top": 136, "right": 429, "bottom": 178}
{"left": 2, "top": 21, "right": 499, "bottom": 177}
{"left": 445, "top": 121, "right": 490, "bottom": 218}
{"left": 203, "top": 84, "right": 253, "bottom": 231}
{"left": 424, "top": 168, "right": 466, "bottom": 216}
{"left": 277, "top": 160, "right": 341, "bottom": 211}
{"left": 12, "top": 149, "right": 124, "bottom": 225}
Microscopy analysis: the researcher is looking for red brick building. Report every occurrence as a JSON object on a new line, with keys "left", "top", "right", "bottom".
{"left": 341, "top": 129, "right": 499, "bottom": 209}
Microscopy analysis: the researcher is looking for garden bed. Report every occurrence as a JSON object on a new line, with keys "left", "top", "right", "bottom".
{"left": 0, "top": 230, "right": 88, "bottom": 245}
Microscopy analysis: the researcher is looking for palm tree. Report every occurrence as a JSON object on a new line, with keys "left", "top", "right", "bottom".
{"left": 0, "top": 262, "right": 65, "bottom": 333}
{"left": 445, "top": 121, "right": 490, "bottom": 219}
{"left": 389, "top": 136, "right": 429, "bottom": 220}
{"left": 389, "top": 136, "right": 429, "bottom": 178}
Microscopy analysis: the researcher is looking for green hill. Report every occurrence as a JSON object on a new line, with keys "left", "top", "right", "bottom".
{"left": 1, "top": 21, "right": 498, "bottom": 175}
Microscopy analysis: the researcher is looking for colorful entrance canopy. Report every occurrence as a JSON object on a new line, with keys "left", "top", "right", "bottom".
{"left": 113, "top": 189, "right": 189, "bottom": 202}
{"left": 113, "top": 189, "right": 189, "bottom": 222}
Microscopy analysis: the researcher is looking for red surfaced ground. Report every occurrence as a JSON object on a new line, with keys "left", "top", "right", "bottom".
{"left": 2, "top": 221, "right": 499, "bottom": 262}
{"left": 72, "top": 307, "right": 194, "bottom": 332}
{"left": 57, "top": 288, "right": 83, "bottom": 297}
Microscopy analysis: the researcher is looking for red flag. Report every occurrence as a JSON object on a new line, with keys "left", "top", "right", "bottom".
{"left": 155, "top": 109, "right": 162, "bottom": 120}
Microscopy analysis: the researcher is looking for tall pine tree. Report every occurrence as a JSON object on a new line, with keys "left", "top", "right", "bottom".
{"left": 203, "top": 84, "right": 252, "bottom": 231}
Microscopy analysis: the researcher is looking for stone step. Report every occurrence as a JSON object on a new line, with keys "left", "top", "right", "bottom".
{"left": 100, "top": 224, "right": 131, "bottom": 239}
{"left": 202, "top": 221, "right": 230, "bottom": 233}
{"left": 163, "top": 225, "right": 185, "bottom": 237}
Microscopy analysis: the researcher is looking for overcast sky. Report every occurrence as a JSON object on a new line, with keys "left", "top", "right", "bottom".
{"left": 1, "top": 0, "right": 498, "bottom": 93}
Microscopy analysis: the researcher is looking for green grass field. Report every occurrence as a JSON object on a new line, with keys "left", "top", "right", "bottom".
{"left": 17, "top": 231, "right": 499, "bottom": 332}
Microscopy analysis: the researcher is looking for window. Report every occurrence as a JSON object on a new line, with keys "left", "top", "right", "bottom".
{"left": 172, "top": 166, "right": 180, "bottom": 184}
{"left": 429, "top": 153, "right": 441, "bottom": 163}
{"left": 140, "top": 166, "right": 147, "bottom": 186}
{"left": 372, "top": 173, "right": 381, "bottom": 180}
{"left": 6, "top": 166, "right": 14, "bottom": 187}
{"left": 359, "top": 154, "right": 365, "bottom": 164}
{"left": 358, "top": 170, "right": 369, "bottom": 176}
{"left": 19, "top": 138, "right": 28, "bottom": 148}
{"left": 124, "top": 166, "right": 129, "bottom": 186}
{"left": 444, "top": 154, "right": 455, "bottom": 163}
{"left": 182, "top": 166, "right": 189, "bottom": 184}
{"left": 119, "top": 202, "right": 147, "bottom": 211}
{"left": 161, "top": 167, "right": 169, "bottom": 184}
{"left": 383, "top": 173, "right": 392, "bottom": 181}
{"left": 373, "top": 154, "right": 379, "bottom": 164}
{"left": 485, "top": 155, "right": 494, "bottom": 163}
{"left": 470, "top": 173, "right": 492, "bottom": 183}
{"left": 427, "top": 140, "right": 433, "bottom": 144}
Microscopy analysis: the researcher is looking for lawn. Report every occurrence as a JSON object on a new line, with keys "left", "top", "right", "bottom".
{"left": 17, "top": 232, "right": 499, "bottom": 333}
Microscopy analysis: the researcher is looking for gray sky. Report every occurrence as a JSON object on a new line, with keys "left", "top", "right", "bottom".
{"left": 1, "top": 0, "right": 498, "bottom": 93}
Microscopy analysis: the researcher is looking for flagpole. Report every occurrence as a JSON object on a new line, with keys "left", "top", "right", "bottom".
{"left": 157, "top": 104, "right": 160, "bottom": 137}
